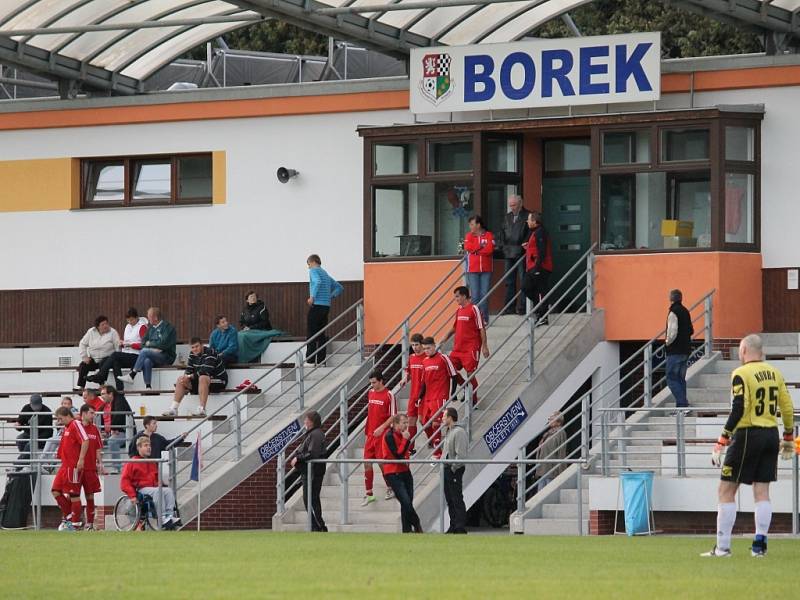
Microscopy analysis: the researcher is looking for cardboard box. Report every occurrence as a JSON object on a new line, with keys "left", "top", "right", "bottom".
{"left": 663, "top": 236, "right": 697, "bottom": 249}
{"left": 660, "top": 220, "right": 694, "bottom": 237}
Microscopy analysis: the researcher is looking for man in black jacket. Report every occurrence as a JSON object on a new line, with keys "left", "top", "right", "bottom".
{"left": 498, "top": 194, "right": 531, "bottom": 315}
{"left": 665, "top": 289, "right": 694, "bottom": 410}
{"left": 291, "top": 410, "right": 327, "bottom": 532}
{"left": 14, "top": 394, "right": 53, "bottom": 467}
{"left": 128, "top": 416, "right": 187, "bottom": 458}
{"left": 240, "top": 291, "right": 272, "bottom": 330}
{"left": 99, "top": 384, "right": 133, "bottom": 473}
{"left": 164, "top": 338, "right": 228, "bottom": 417}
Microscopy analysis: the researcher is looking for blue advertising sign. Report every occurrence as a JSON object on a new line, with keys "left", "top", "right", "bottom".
{"left": 484, "top": 398, "right": 529, "bottom": 454}
{"left": 258, "top": 419, "right": 302, "bottom": 463}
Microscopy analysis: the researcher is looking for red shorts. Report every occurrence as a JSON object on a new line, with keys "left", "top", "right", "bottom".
{"left": 406, "top": 392, "right": 422, "bottom": 418}
{"left": 421, "top": 398, "right": 447, "bottom": 425}
{"left": 450, "top": 349, "right": 480, "bottom": 373}
{"left": 363, "top": 434, "right": 383, "bottom": 460}
{"left": 81, "top": 470, "right": 102, "bottom": 495}
{"left": 52, "top": 467, "right": 81, "bottom": 496}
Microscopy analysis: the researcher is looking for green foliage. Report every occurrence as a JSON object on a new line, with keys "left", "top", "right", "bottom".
{"left": 537, "top": 0, "right": 762, "bottom": 58}
{"left": 221, "top": 20, "right": 328, "bottom": 56}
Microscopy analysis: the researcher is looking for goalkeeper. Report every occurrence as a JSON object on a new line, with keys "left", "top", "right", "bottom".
{"left": 702, "top": 334, "right": 795, "bottom": 558}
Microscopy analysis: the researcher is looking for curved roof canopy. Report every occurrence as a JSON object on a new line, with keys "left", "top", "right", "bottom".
{"left": 0, "top": 0, "right": 798, "bottom": 96}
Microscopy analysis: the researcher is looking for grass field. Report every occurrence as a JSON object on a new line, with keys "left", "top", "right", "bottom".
{"left": 0, "top": 531, "right": 796, "bottom": 598}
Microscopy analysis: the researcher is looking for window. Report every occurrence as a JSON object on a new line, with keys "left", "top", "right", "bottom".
{"left": 544, "top": 139, "right": 590, "bottom": 172}
{"left": 428, "top": 140, "right": 472, "bottom": 172}
{"left": 725, "top": 173, "right": 755, "bottom": 244}
{"left": 487, "top": 139, "right": 518, "bottom": 172}
{"left": 602, "top": 131, "right": 650, "bottom": 165}
{"left": 81, "top": 153, "right": 213, "bottom": 208}
{"left": 661, "top": 128, "right": 709, "bottom": 162}
{"left": 725, "top": 127, "right": 755, "bottom": 162}
{"left": 374, "top": 143, "right": 418, "bottom": 176}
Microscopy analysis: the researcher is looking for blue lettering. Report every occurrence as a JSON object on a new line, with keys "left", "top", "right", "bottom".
{"left": 579, "top": 46, "right": 609, "bottom": 95}
{"left": 499, "top": 52, "right": 535, "bottom": 101}
{"left": 464, "top": 55, "right": 495, "bottom": 102}
{"left": 541, "top": 49, "right": 575, "bottom": 98}
{"left": 615, "top": 42, "right": 653, "bottom": 92}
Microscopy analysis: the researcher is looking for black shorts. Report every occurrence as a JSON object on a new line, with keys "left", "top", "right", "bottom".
{"left": 721, "top": 427, "right": 779, "bottom": 485}
{"left": 189, "top": 376, "right": 227, "bottom": 395}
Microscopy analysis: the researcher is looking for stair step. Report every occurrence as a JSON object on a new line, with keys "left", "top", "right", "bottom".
{"left": 542, "top": 503, "right": 589, "bottom": 519}
{"left": 524, "top": 518, "right": 588, "bottom": 536}
{"left": 286, "top": 508, "right": 401, "bottom": 525}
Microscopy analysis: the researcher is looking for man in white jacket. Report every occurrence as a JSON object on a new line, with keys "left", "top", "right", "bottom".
{"left": 75, "top": 315, "right": 119, "bottom": 391}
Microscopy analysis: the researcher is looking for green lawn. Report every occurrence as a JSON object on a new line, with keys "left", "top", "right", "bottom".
{"left": 0, "top": 532, "right": 796, "bottom": 598}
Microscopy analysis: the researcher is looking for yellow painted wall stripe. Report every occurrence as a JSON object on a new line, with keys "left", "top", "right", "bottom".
{"left": 212, "top": 151, "right": 226, "bottom": 205}
{"left": 0, "top": 158, "right": 74, "bottom": 212}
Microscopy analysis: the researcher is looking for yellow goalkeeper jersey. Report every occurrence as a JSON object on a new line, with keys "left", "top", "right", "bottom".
{"left": 728, "top": 361, "right": 793, "bottom": 432}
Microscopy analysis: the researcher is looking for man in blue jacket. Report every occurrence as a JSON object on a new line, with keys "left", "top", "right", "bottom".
{"left": 305, "top": 254, "right": 343, "bottom": 366}
{"left": 119, "top": 307, "right": 176, "bottom": 389}
{"left": 209, "top": 315, "right": 239, "bottom": 365}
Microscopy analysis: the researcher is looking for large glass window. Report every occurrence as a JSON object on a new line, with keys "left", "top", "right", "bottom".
{"left": 84, "top": 161, "right": 124, "bottom": 204}
{"left": 487, "top": 139, "right": 518, "bottom": 172}
{"left": 545, "top": 139, "right": 590, "bottom": 171}
{"left": 428, "top": 140, "right": 472, "bottom": 172}
{"left": 177, "top": 155, "right": 213, "bottom": 200}
{"left": 602, "top": 131, "right": 650, "bottom": 165}
{"left": 725, "top": 173, "right": 755, "bottom": 244}
{"left": 725, "top": 127, "right": 755, "bottom": 162}
{"left": 374, "top": 143, "right": 418, "bottom": 176}
{"left": 661, "top": 128, "right": 710, "bottom": 162}
{"left": 131, "top": 159, "right": 171, "bottom": 203}
{"left": 373, "top": 181, "right": 474, "bottom": 257}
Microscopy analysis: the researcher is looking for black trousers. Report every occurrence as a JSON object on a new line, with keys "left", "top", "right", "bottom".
{"left": 444, "top": 467, "right": 467, "bottom": 533}
{"left": 306, "top": 304, "right": 330, "bottom": 365}
{"left": 302, "top": 466, "right": 327, "bottom": 532}
{"left": 522, "top": 270, "right": 550, "bottom": 320}
{"left": 89, "top": 351, "right": 138, "bottom": 388}
{"left": 386, "top": 471, "right": 422, "bottom": 533}
{"left": 76, "top": 358, "right": 101, "bottom": 388}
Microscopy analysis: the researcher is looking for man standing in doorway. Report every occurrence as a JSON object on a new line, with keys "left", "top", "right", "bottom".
{"left": 305, "top": 254, "right": 344, "bottom": 367}
{"left": 665, "top": 289, "right": 694, "bottom": 411}
{"left": 522, "top": 211, "right": 553, "bottom": 325}
{"left": 499, "top": 195, "right": 530, "bottom": 315}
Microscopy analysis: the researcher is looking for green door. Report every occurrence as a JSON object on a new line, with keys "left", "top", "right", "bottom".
{"left": 542, "top": 176, "right": 591, "bottom": 309}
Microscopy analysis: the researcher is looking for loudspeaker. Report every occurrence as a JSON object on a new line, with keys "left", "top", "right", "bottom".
{"left": 277, "top": 167, "right": 299, "bottom": 183}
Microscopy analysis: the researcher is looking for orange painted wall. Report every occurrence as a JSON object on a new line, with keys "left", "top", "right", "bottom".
{"left": 364, "top": 260, "right": 464, "bottom": 345}
{"left": 594, "top": 252, "right": 762, "bottom": 341}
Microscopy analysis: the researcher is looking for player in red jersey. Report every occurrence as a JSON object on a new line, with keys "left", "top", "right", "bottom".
{"left": 401, "top": 333, "right": 426, "bottom": 442}
{"left": 442, "top": 286, "right": 490, "bottom": 406}
{"left": 361, "top": 370, "right": 396, "bottom": 506}
{"left": 51, "top": 406, "right": 89, "bottom": 531}
{"left": 77, "top": 404, "right": 104, "bottom": 530}
{"left": 419, "top": 337, "right": 457, "bottom": 459}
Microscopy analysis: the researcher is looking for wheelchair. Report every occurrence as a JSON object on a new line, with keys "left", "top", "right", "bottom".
{"left": 113, "top": 492, "right": 161, "bottom": 531}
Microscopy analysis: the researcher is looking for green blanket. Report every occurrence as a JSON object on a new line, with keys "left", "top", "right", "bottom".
{"left": 237, "top": 329, "right": 284, "bottom": 363}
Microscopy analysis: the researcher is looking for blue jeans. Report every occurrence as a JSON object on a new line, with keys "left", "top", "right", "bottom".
{"left": 665, "top": 354, "right": 689, "bottom": 407}
{"left": 106, "top": 430, "right": 127, "bottom": 471}
{"left": 503, "top": 257, "right": 526, "bottom": 313}
{"left": 133, "top": 349, "right": 173, "bottom": 386}
{"left": 466, "top": 271, "right": 491, "bottom": 322}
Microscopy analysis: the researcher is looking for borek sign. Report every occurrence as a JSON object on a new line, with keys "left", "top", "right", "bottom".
{"left": 410, "top": 32, "right": 660, "bottom": 114}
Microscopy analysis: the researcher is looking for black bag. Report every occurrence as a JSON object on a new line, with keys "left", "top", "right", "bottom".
{"left": 0, "top": 473, "right": 34, "bottom": 529}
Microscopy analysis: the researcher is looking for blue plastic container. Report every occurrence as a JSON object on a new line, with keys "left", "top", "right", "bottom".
{"left": 620, "top": 471, "right": 654, "bottom": 536}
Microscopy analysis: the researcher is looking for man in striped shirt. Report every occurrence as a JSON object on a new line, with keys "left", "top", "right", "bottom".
{"left": 164, "top": 338, "right": 227, "bottom": 417}
{"left": 305, "top": 253, "right": 344, "bottom": 366}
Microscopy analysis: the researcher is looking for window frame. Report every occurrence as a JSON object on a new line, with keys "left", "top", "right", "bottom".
{"left": 80, "top": 152, "right": 213, "bottom": 209}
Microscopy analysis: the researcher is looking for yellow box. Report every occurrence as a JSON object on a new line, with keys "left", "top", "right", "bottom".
{"left": 662, "top": 236, "right": 697, "bottom": 249}
{"left": 660, "top": 220, "right": 694, "bottom": 237}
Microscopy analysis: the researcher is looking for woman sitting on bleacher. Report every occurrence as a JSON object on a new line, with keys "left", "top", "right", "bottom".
{"left": 237, "top": 292, "right": 282, "bottom": 363}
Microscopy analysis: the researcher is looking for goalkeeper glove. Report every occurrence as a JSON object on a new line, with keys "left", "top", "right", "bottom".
{"left": 711, "top": 435, "right": 729, "bottom": 467}
{"left": 780, "top": 432, "right": 795, "bottom": 461}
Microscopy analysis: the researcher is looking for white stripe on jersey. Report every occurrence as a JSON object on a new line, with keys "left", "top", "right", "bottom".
{"left": 441, "top": 354, "right": 457, "bottom": 377}
{"left": 388, "top": 390, "right": 397, "bottom": 416}
{"left": 74, "top": 420, "right": 89, "bottom": 442}
{"left": 472, "top": 305, "right": 484, "bottom": 330}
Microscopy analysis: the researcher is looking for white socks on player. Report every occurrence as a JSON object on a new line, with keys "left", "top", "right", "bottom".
{"left": 716, "top": 502, "right": 737, "bottom": 551}
{"left": 755, "top": 500, "right": 772, "bottom": 537}
{"left": 170, "top": 401, "right": 180, "bottom": 411}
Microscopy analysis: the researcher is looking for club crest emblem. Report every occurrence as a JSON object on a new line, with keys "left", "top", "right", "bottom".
{"left": 419, "top": 53, "right": 453, "bottom": 105}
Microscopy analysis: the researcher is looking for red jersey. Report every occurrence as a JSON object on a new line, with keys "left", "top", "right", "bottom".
{"left": 365, "top": 388, "right": 396, "bottom": 438}
{"left": 422, "top": 352, "right": 456, "bottom": 404}
{"left": 81, "top": 422, "right": 103, "bottom": 472}
{"left": 381, "top": 429, "right": 411, "bottom": 475}
{"left": 463, "top": 230, "right": 495, "bottom": 273}
{"left": 453, "top": 303, "right": 484, "bottom": 352}
{"left": 525, "top": 225, "right": 553, "bottom": 272}
{"left": 406, "top": 353, "right": 426, "bottom": 405}
{"left": 57, "top": 419, "right": 89, "bottom": 467}
{"left": 120, "top": 456, "right": 159, "bottom": 500}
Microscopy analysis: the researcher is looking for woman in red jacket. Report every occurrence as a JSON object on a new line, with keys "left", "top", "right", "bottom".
{"left": 463, "top": 215, "right": 495, "bottom": 324}
{"left": 381, "top": 414, "right": 422, "bottom": 533}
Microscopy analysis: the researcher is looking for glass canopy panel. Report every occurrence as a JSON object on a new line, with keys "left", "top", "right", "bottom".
{"left": 481, "top": 0, "right": 591, "bottom": 43}
{"left": 406, "top": 5, "right": 482, "bottom": 38}
{"left": 27, "top": 0, "right": 138, "bottom": 52}
{"left": 439, "top": 1, "right": 530, "bottom": 45}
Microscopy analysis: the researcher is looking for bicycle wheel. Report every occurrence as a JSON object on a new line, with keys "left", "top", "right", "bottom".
{"left": 113, "top": 496, "right": 140, "bottom": 531}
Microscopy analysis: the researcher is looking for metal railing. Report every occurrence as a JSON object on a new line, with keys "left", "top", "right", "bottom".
{"left": 518, "top": 290, "right": 716, "bottom": 506}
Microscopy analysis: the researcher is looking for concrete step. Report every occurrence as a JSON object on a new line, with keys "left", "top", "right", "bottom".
{"left": 687, "top": 388, "right": 730, "bottom": 403}
{"left": 761, "top": 332, "right": 800, "bottom": 346}
{"left": 559, "top": 488, "right": 587, "bottom": 504}
{"left": 524, "top": 518, "right": 588, "bottom": 535}
{"left": 542, "top": 503, "right": 589, "bottom": 519}
{"left": 690, "top": 374, "right": 730, "bottom": 388}
{"left": 285, "top": 508, "right": 401, "bottom": 525}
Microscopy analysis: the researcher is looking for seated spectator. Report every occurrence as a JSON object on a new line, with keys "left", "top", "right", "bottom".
{"left": 128, "top": 416, "right": 187, "bottom": 459}
{"left": 240, "top": 291, "right": 272, "bottom": 330}
{"left": 75, "top": 316, "right": 120, "bottom": 391}
{"left": 14, "top": 394, "right": 53, "bottom": 467}
{"left": 98, "top": 385, "right": 133, "bottom": 474}
{"left": 42, "top": 397, "right": 78, "bottom": 471}
{"left": 119, "top": 307, "right": 177, "bottom": 390}
{"left": 210, "top": 315, "right": 239, "bottom": 366}
{"left": 82, "top": 387, "right": 104, "bottom": 413}
{"left": 121, "top": 436, "right": 181, "bottom": 528}
{"left": 87, "top": 308, "right": 148, "bottom": 390}
{"left": 163, "top": 338, "right": 227, "bottom": 417}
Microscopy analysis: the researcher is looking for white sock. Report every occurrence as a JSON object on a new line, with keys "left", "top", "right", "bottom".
{"left": 170, "top": 401, "right": 180, "bottom": 411}
{"left": 755, "top": 500, "right": 772, "bottom": 537}
{"left": 717, "top": 502, "right": 737, "bottom": 551}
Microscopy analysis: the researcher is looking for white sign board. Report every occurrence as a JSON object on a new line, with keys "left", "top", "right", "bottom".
{"left": 409, "top": 32, "right": 661, "bottom": 114}
{"left": 788, "top": 269, "right": 799, "bottom": 290}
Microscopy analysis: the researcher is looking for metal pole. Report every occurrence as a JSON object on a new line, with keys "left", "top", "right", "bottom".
{"left": 307, "top": 462, "right": 313, "bottom": 532}
{"left": 704, "top": 295, "right": 713, "bottom": 357}
{"left": 30, "top": 415, "right": 38, "bottom": 463}
{"left": 465, "top": 382, "right": 473, "bottom": 442}
{"left": 35, "top": 459, "right": 42, "bottom": 530}
{"left": 576, "top": 466, "right": 584, "bottom": 536}
{"left": 581, "top": 394, "right": 590, "bottom": 461}
{"left": 643, "top": 346, "right": 653, "bottom": 408}
{"left": 157, "top": 460, "right": 164, "bottom": 530}
{"left": 340, "top": 387, "right": 349, "bottom": 525}
{"left": 357, "top": 303, "right": 366, "bottom": 361}
{"left": 528, "top": 303, "right": 536, "bottom": 381}
{"left": 439, "top": 462, "right": 446, "bottom": 533}
{"left": 401, "top": 319, "right": 410, "bottom": 373}
{"left": 169, "top": 448, "right": 178, "bottom": 502}
{"left": 516, "top": 450, "right": 526, "bottom": 514}
{"left": 296, "top": 351, "right": 305, "bottom": 410}
{"left": 276, "top": 451, "right": 286, "bottom": 515}
{"left": 601, "top": 412, "right": 609, "bottom": 477}
{"left": 585, "top": 252, "right": 593, "bottom": 315}
{"left": 234, "top": 396, "right": 242, "bottom": 461}
{"left": 676, "top": 411, "right": 686, "bottom": 477}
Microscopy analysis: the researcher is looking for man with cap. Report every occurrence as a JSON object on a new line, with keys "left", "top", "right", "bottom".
{"left": 14, "top": 394, "right": 53, "bottom": 467}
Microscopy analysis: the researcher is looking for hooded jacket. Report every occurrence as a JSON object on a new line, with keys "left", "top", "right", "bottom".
{"left": 240, "top": 300, "right": 272, "bottom": 330}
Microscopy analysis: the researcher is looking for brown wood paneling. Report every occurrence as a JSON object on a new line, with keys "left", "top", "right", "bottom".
{"left": 762, "top": 268, "right": 800, "bottom": 332}
{"left": 0, "top": 280, "right": 363, "bottom": 346}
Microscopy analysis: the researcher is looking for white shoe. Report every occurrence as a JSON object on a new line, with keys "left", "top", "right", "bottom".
{"left": 700, "top": 546, "right": 731, "bottom": 557}
{"left": 360, "top": 495, "right": 376, "bottom": 507}
{"left": 118, "top": 373, "right": 135, "bottom": 384}
{"left": 192, "top": 407, "right": 206, "bottom": 417}
{"left": 384, "top": 489, "right": 395, "bottom": 501}
{"left": 162, "top": 408, "right": 177, "bottom": 417}
{"left": 58, "top": 520, "right": 74, "bottom": 532}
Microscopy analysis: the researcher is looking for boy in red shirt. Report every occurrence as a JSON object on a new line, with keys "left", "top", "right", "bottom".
{"left": 401, "top": 333, "right": 426, "bottom": 441}
{"left": 442, "top": 286, "right": 490, "bottom": 405}
{"left": 121, "top": 436, "right": 179, "bottom": 527}
{"left": 78, "top": 404, "right": 104, "bottom": 530}
{"left": 51, "top": 407, "right": 88, "bottom": 531}
{"left": 419, "top": 337, "right": 457, "bottom": 459}
{"left": 361, "top": 370, "right": 396, "bottom": 506}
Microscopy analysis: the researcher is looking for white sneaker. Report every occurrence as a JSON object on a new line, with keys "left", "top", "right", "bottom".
{"left": 360, "top": 495, "right": 376, "bottom": 507}
{"left": 118, "top": 373, "right": 135, "bottom": 384}
{"left": 162, "top": 408, "right": 177, "bottom": 417}
{"left": 384, "top": 489, "right": 395, "bottom": 501}
{"left": 58, "top": 520, "right": 74, "bottom": 532}
{"left": 700, "top": 546, "right": 732, "bottom": 557}
{"left": 192, "top": 406, "right": 206, "bottom": 417}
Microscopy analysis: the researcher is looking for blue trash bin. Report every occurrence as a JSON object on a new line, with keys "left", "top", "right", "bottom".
{"left": 620, "top": 471, "right": 654, "bottom": 536}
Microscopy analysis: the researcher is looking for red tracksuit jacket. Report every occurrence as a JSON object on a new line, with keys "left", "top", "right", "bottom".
{"left": 120, "top": 456, "right": 158, "bottom": 499}
{"left": 525, "top": 225, "right": 553, "bottom": 273}
{"left": 382, "top": 429, "right": 411, "bottom": 475}
{"left": 463, "top": 230, "right": 495, "bottom": 273}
